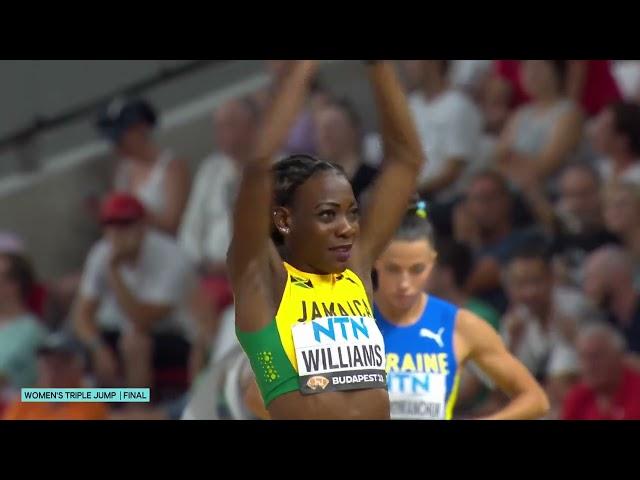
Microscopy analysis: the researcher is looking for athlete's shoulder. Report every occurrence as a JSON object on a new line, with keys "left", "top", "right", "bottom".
{"left": 425, "top": 295, "right": 459, "bottom": 315}
{"left": 454, "top": 308, "right": 505, "bottom": 352}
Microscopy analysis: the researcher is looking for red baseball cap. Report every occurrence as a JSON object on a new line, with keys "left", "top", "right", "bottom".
{"left": 100, "top": 193, "right": 146, "bottom": 225}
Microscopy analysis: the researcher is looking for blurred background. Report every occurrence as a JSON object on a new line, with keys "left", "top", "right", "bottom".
{"left": 1, "top": 59, "right": 639, "bottom": 420}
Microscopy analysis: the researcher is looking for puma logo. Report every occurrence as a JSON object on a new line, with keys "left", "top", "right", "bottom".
{"left": 419, "top": 327, "right": 445, "bottom": 348}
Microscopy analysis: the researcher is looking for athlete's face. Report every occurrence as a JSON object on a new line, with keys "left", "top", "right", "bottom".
{"left": 375, "top": 239, "right": 436, "bottom": 312}
{"left": 276, "top": 170, "right": 359, "bottom": 274}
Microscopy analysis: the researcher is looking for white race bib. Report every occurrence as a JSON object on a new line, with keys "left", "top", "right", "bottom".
{"left": 387, "top": 372, "right": 447, "bottom": 420}
{"left": 292, "top": 316, "right": 387, "bottom": 395}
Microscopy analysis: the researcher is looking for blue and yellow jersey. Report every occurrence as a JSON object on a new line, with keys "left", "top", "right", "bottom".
{"left": 376, "top": 295, "right": 460, "bottom": 420}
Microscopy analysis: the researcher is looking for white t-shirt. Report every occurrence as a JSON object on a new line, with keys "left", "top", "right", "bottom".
{"left": 178, "top": 153, "right": 239, "bottom": 265}
{"left": 80, "top": 230, "right": 196, "bottom": 337}
{"left": 364, "top": 89, "right": 483, "bottom": 199}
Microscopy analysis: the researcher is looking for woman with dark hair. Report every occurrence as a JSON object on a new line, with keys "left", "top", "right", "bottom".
{"left": 494, "top": 60, "right": 584, "bottom": 189}
{"left": 373, "top": 204, "right": 549, "bottom": 420}
{"left": 96, "top": 98, "right": 191, "bottom": 235}
{"left": 227, "top": 60, "right": 425, "bottom": 420}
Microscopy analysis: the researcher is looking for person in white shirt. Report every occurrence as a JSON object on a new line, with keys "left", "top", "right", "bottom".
{"left": 405, "top": 60, "right": 484, "bottom": 200}
{"left": 178, "top": 98, "right": 260, "bottom": 336}
{"left": 499, "top": 242, "right": 582, "bottom": 416}
{"left": 96, "top": 97, "right": 191, "bottom": 236}
{"left": 73, "top": 193, "right": 196, "bottom": 390}
{"left": 179, "top": 98, "right": 259, "bottom": 273}
{"left": 590, "top": 101, "right": 640, "bottom": 187}
{"left": 365, "top": 61, "right": 483, "bottom": 201}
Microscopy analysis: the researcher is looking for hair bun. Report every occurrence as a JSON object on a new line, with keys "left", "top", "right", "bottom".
{"left": 407, "top": 195, "right": 428, "bottom": 219}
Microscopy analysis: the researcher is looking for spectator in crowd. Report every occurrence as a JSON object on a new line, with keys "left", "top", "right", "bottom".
{"left": 400, "top": 60, "right": 484, "bottom": 201}
{"left": 314, "top": 98, "right": 379, "bottom": 202}
{"left": 96, "top": 97, "right": 191, "bottom": 235}
{"left": 3, "top": 332, "right": 108, "bottom": 420}
{"left": 480, "top": 68, "right": 513, "bottom": 137}
{"left": 0, "top": 232, "right": 49, "bottom": 320}
{"left": 590, "top": 101, "right": 640, "bottom": 186}
{"left": 522, "top": 163, "right": 619, "bottom": 286}
{"left": 562, "top": 321, "right": 640, "bottom": 420}
{"left": 583, "top": 246, "right": 640, "bottom": 354}
{"left": 0, "top": 253, "right": 47, "bottom": 395}
{"left": 449, "top": 60, "right": 494, "bottom": 101}
{"left": 452, "top": 170, "right": 534, "bottom": 311}
{"left": 603, "top": 182, "right": 640, "bottom": 288}
{"left": 254, "top": 60, "right": 330, "bottom": 156}
{"left": 494, "top": 60, "right": 584, "bottom": 190}
{"left": 493, "top": 60, "right": 621, "bottom": 117}
{"left": 178, "top": 98, "right": 259, "bottom": 323}
{"left": 72, "top": 193, "right": 196, "bottom": 393}
{"left": 500, "top": 243, "right": 581, "bottom": 389}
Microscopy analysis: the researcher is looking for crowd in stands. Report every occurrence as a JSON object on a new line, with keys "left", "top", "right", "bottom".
{"left": 2, "top": 59, "right": 640, "bottom": 420}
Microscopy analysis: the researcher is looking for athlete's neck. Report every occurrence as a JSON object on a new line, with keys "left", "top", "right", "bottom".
{"left": 376, "top": 292, "right": 426, "bottom": 327}
{"left": 281, "top": 250, "right": 330, "bottom": 276}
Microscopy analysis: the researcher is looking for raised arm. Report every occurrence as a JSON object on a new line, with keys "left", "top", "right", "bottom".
{"left": 356, "top": 61, "right": 426, "bottom": 267}
{"left": 226, "top": 60, "right": 318, "bottom": 277}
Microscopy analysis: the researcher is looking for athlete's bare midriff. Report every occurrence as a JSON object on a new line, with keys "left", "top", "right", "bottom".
{"left": 268, "top": 388, "right": 390, "bottom": 420}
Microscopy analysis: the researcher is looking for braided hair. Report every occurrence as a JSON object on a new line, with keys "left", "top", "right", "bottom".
{"left": 271, "top": 154, "right": 348, "bottom": 244}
